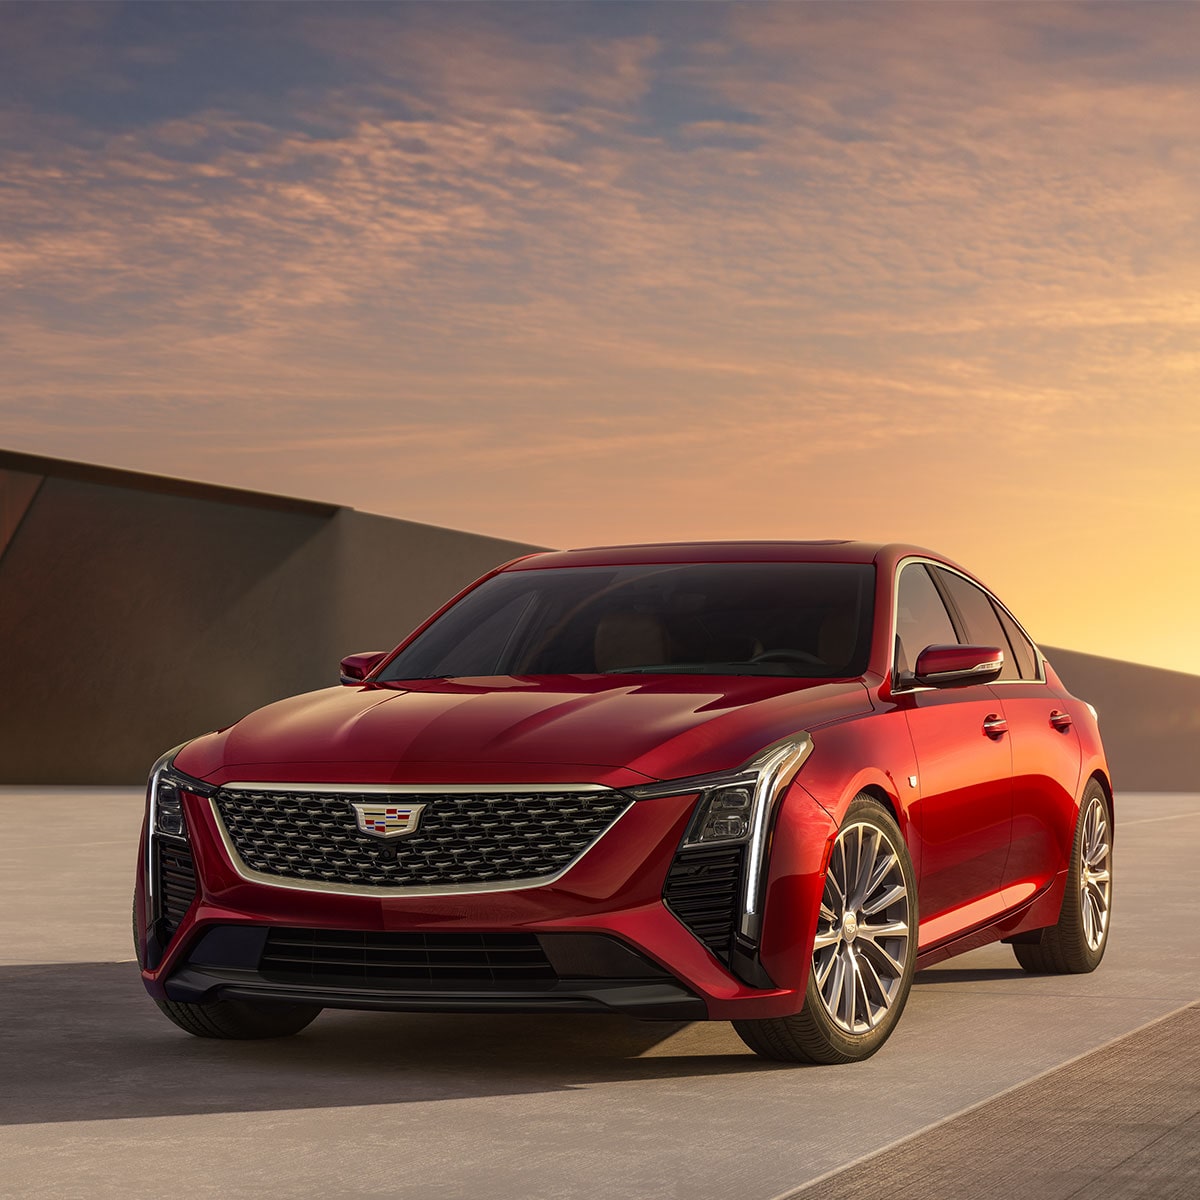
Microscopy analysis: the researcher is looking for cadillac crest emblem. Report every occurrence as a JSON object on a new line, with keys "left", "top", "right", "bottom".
{"left": 351, "top": 801, "right": 426, "bottom": 839}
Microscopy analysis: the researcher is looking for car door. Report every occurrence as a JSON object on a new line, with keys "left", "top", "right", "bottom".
{"left": 893, "top": 562, "right": 1014, "bottom": 935}
{"left": 931, "top": 567, "right": 1083, "bottom": 906}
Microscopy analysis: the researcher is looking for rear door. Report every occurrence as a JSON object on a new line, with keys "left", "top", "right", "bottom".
{"left": 930, "top": 568, "right": 1082, "bottom": 907}
{"left": 894, "top": 563, "right": 1013, "bottom": 936}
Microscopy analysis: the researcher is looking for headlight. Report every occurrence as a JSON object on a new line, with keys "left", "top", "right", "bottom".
{"left": 686, "top": 782, "right": 755, "bottom": 844}
{"left": 629, "top": 732, "right": 814, "bottom": 942}
{"left": 154, "top": 773, "right": 188, "bottom": 837}
{"left": 146, "top": 746, "right": 200, "bottom": 843}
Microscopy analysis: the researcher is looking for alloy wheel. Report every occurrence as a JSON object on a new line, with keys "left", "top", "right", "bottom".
{"left": 812, "top": 821, "right": 912, "bottom": 1035}
{"left": 1080, "top": 796, "right": 1112, "bottom": 951}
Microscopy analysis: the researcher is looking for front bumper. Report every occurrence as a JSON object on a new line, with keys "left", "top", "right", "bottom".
{"left": 136, "top": 776, "right": 838, "bottom": 1022}
{"left": 162, "top": 925, "right": 705, "bottom": 1019}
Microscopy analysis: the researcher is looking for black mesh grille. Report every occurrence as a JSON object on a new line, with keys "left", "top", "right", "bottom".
{"left": 213, "top": 787, "right": 631, "bottom": 889}
{"left": 260, "top": 928, "right": 557, "bottom": 988}
{"left": 157, "top": 841, "right": 197, "bottom": 932}
{"left": 663, "top": 846, "right": 745, "bottom": 960}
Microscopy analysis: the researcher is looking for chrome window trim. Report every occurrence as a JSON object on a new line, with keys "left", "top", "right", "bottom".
{"left": 889, "top": 556, "right": 1046, "bottom": 693}
{"left": 208, "top": 785, "right": 633, "bottom": 898}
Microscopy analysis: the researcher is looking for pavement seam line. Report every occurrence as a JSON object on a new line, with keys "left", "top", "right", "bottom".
{"left": 762, "top": 997, "right": 1200, "bottom": 1200}
{"left": 1118, "top": 811, "right": 1200, "bottom": 828}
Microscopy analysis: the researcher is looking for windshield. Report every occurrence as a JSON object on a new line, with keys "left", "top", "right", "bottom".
{"left": 378, "top": 561, "right": 876, "bottom": 681}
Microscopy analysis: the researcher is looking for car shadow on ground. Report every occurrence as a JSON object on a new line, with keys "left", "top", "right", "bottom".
{"left": 1, "top": 962, "right": 792, "bottom": 1126}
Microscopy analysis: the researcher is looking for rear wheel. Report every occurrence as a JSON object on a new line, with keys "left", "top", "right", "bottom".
{"left": 734, "top": 794, "right": 918, "bottom": 1064}
{"left": 1012, "top": 779, "right": 1112, "bottom": 974}
{"left": 133, "top": 895, "right": 322, "bottom": 1039}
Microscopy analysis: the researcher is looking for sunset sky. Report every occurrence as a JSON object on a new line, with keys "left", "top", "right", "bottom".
{"left": 2, "top": 2, "right": 1199, "bottom": 674}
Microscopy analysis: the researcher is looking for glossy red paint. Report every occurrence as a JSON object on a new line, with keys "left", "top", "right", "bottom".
{"left": 338, "top": 651, "right": 388, "bottom": 682}
{"left": 137, "top": 540, "right": 1112, "bottom": 1031}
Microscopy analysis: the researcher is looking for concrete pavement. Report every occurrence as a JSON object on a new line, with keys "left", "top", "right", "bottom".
{"left": 2, "top": 789, "right": 1197, "bottom": 1199}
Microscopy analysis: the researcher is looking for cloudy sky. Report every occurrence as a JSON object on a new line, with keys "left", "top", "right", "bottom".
{"left": 3, "top": 2, "right": 1199, "bottom": 673}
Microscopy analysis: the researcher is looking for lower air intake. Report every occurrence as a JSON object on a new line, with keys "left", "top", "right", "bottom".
{"left": 663, "top": 845, "right": 745, "bottom": 961}
{"left": 260, "top": 928, "right": 558, "bottom": 988}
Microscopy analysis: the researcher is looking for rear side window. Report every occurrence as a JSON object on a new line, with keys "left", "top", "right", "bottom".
{"left": 992, "top": 601, "right": 1039, "bottom": 680}
{"left": 894, "top": 564, "right": 957, "bottom": 678}
{"left": 932, "top": 568, "right": 1018, "bottom": 681}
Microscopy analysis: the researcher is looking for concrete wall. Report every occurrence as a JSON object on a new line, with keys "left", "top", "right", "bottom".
{"left": 2, "top": 450, "right": 1195, "bottom": 789}
{"left": 0, "top": 451, "right": 540, "bottom": 783}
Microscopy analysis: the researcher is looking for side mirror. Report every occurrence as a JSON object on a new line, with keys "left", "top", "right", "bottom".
{"left": 339, "top": 651, "right": 389, "bottom": 685}
{"left": 913, "top": 644, "right": 1003, "bottom": 688}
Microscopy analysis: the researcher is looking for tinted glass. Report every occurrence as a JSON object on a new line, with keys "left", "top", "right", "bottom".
{"left": 992, "top": 600, "right": 1039, "bottom": 680}
{"left": 379, "top": 562, "right": 876, "bottom": 680}
{"left": 933, "top": 568, "right": 1017, "bottom": 680}
{"left": 895, "top": 564, "right": 957, "bottom": 677}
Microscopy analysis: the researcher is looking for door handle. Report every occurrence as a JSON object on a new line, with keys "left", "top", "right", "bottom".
{"left": 982, "top": 714, "right": 1009, "bottom": 739}
{"left": 1049, "top": 710, "right": 1073, "bottom": 732}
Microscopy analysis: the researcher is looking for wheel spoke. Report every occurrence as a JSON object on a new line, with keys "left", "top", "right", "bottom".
{"left": 851, "top": 827, "right": 880, "bottom": 906}
{"left": 844, "top": 951, "right": 860, "bottom": 1029}
{"left": 862, "top": 850, "right": 898, "bottom": 905}
{"left": 813, "top": 928, "right": 841, "bottom": 950}
{"left": 825, "top": 950, "right": 847, "bottom": 1016}
{"left": 859, "top": 918, "right": 908, "bottom": 943}
{"left": 825, "top": 871, "right": 846, "bottom": 912}
{"left": 861, "top": 883, "right": 905, "bottom": 917}
{"left": 857, "top": 950, "right": 892, "bottom": 1015}
{"left": 815, "top": 947, "right": 838, "bottom": 988}
{"left": 856, "top": 935, "right": 906, "bottom": 979}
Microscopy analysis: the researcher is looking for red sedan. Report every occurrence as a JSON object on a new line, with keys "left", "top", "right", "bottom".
{"left": 135, "top": 541, "right": 1113, "bottom": 1063}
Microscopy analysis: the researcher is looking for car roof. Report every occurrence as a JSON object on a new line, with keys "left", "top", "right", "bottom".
{"left": 502, "top": 540, "right": 963, "bottom": 572}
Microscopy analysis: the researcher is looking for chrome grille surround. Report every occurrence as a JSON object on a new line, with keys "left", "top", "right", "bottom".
{"left": 210, "top": 782, "right": 632, "bottom": 896}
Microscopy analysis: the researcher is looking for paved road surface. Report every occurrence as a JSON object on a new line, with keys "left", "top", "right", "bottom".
{"left": 1, "top": 789, "right": 1197, "bottom": 1199}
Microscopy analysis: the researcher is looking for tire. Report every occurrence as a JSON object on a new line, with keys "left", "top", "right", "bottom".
{"left": 733, "top": 793, "right": 918, "bottom": 1065}
{"left": 133, "top": 895, "right": 322, "bottom": 1039}
{"left": 1013, "top": 779, "right": 1112, "bottom": 974}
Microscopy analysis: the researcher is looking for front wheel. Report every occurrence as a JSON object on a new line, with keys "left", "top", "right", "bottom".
{"left": 1012, "top": 779, "right": 1112, "bottom": 974}
{"left": 734, "top": 793, "right": 918, "bottom": 1064}
{"left": 154, "top": 995, "right": 323, "bottom": 1040}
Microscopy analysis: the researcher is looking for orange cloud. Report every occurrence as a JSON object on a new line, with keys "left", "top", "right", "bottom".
{"left": 1, "top": 3, "right": 1199, "bottom": 672}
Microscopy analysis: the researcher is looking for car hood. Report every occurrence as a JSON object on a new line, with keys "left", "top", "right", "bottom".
{"left": 176, "top": 674, "right": 873, "bottom": 787}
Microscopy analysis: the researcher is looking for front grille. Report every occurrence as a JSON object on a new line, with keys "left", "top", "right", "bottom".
{"left": 664, "top": 845, "right": 745, "bottom": 961}
{"left": 213, "top": 786, "right": 631, "bottom": 889}
{"left": 156, "top": 841, "right": 197, "bottom": 933}
{"left": 260, "top": 928, "right": 557, "bottom": 988}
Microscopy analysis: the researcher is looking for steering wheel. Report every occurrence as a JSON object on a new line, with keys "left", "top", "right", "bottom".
{"left": 748, "top": 648, "right": 826, "bottom": 666}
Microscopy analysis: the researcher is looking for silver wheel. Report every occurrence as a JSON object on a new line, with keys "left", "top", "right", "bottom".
{"left": 1080, "top": 795, "right": 1111, "bottom": 951}
{"left": 1011, "top": 778, "right": 1112, "bottom": 975}
{"left": 813, "top": 821, "right": 912, "bottom": 1034}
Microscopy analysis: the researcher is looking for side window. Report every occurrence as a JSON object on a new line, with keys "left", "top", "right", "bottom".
{"left": 992, "top": 600, "right": 1039, "bottom": 680}
{"left": 895, "top": 564, "right": 958, "bottom": 679}
{"left": 932, "top": 569, "right": 1018, "bottom": 681}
